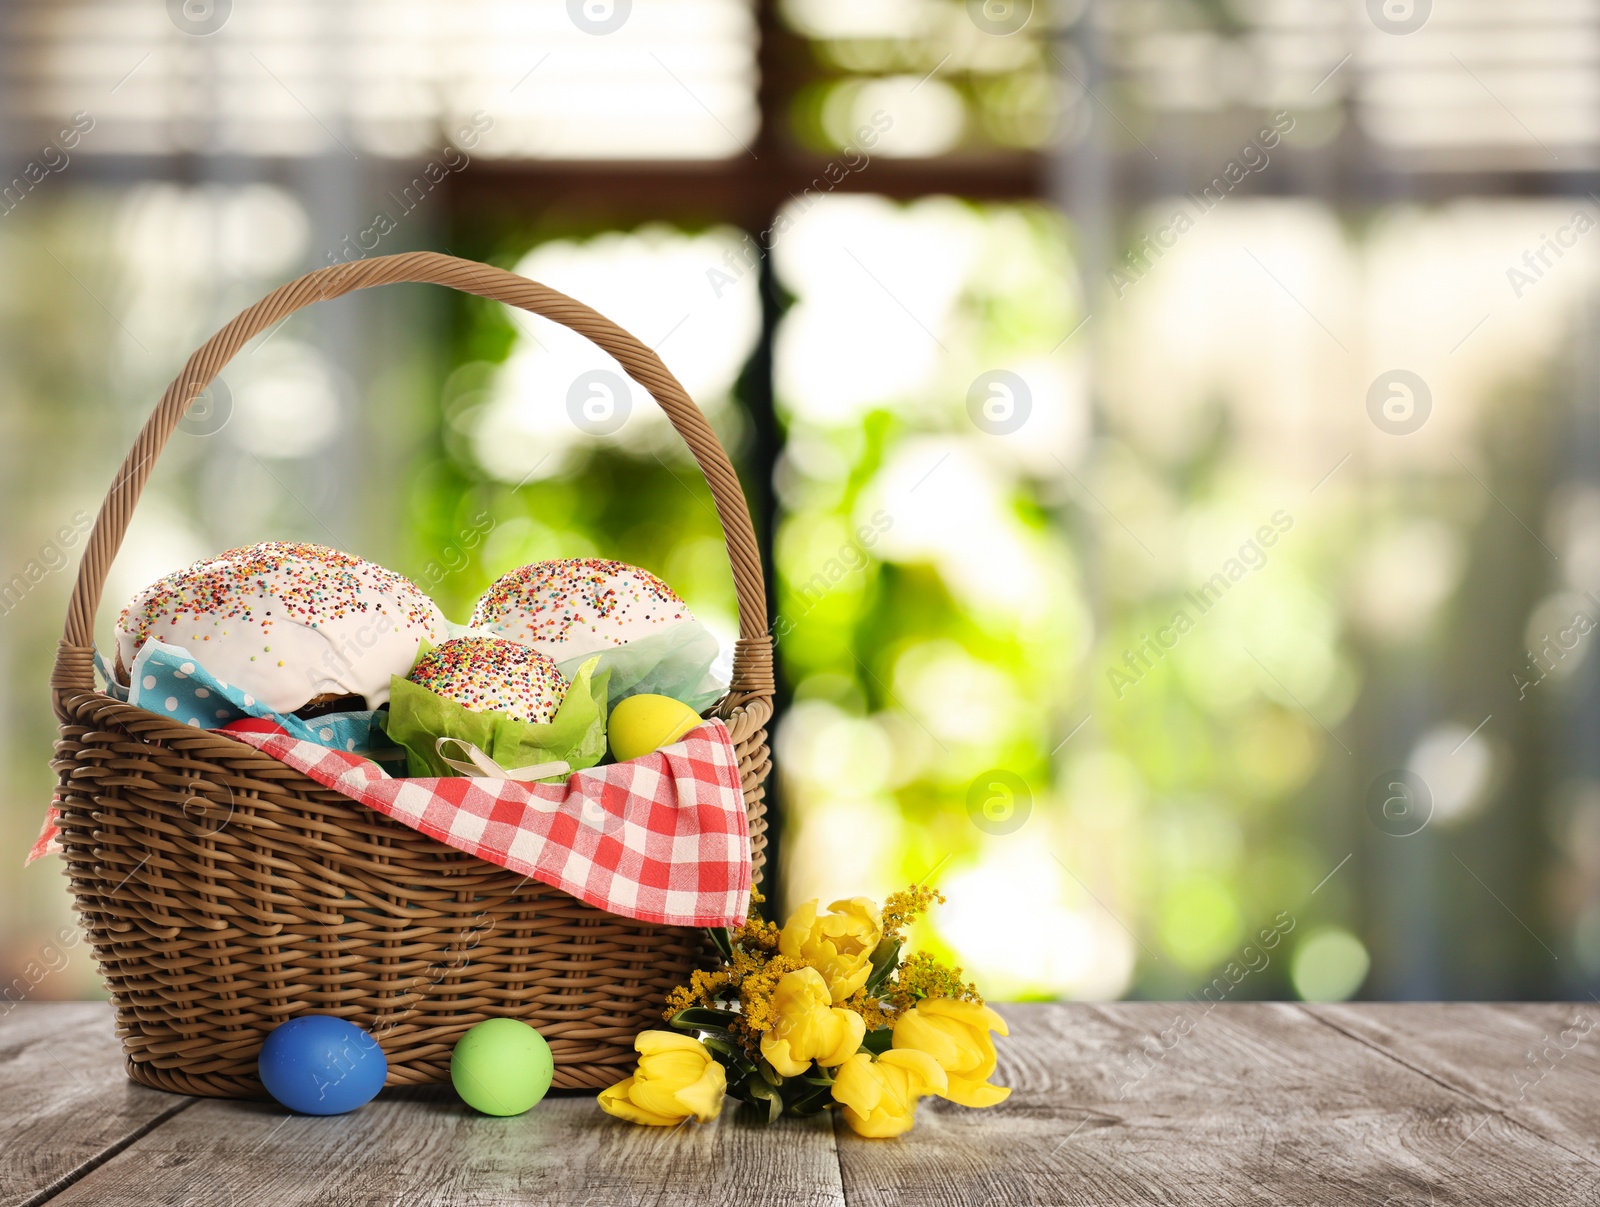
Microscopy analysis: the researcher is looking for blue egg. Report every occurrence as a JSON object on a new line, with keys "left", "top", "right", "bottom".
{"left": 258, "top": 1015, "right": 387, "bottom": 1115}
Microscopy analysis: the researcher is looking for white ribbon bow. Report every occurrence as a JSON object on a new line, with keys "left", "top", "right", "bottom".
{"left": 433, "top": 737, "right": 570, "bottom": 782}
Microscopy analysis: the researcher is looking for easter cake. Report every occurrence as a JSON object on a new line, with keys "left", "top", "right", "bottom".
{"left": 469, "top": 558, "right": 692, "bottom": 664}
{"left": 114, "top": 540, "right": 446, "bottom": 714}
{"left": 406, "top": 635, "right": 569, "bottom": 724}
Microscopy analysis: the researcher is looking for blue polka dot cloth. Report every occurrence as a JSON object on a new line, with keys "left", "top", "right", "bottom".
{"left": 116, "top": 639, "right": 386, "bottom": 754}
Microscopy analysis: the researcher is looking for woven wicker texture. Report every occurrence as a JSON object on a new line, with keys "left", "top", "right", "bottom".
{"left": 48, "top": 253, "right": 774, "bottom": 1099}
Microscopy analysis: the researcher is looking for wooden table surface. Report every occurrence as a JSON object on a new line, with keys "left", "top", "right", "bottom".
{"left": 5, "top": 1001, "right": 1598, "bottom": 1206}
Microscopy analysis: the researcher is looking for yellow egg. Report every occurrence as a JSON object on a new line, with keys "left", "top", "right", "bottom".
{"left": 608, "top": 694, "right": 703, "bottom": 762}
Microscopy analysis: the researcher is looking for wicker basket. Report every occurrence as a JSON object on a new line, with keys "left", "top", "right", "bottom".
{"left": 48, "top": 252, "right": 774, "bottom": 1099}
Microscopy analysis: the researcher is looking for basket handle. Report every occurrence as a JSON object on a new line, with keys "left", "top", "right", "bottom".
{"left": 50, "top": 251, "right": 773, "bottom": 713}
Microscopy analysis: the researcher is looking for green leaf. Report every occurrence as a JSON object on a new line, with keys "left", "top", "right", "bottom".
{"left": 734, "top": 1096, "right": 781, "bottom": 1127}
{"left": 863, "top": 938, "right": 902, "bottom": 994}
{"left": 705, "top": 926, "right": 735, "bottom": 963}
{"left": 667, "top": 1020, "right": 740, "bottom": 1051}
{"left": 861, "top": 1027, "right": 894, "bottom": 1056}
{"left": 783, "top": 1084, "right": 837, "bottom": 1116}
{"left": 700, "top": 1036, "right": 744, "bottom": 1063}
{"left": 743, "top": 1078, "right": 783, "bottom": 1125}
{"left": 669, "top": 1007, "right": 741, "bottom": 1030}
{"left": 703, "top": 1041, "right": 759, "bottom": 1078}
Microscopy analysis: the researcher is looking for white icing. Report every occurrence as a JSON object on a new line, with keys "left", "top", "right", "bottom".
{"left": 510, "top": 611, "right": 693, "bottom": 665}
{"left": 473, "top": 561, "right": 693, "bottom": 665}
{"left": 115, "top": 545, "right": 446, "bottom": 714}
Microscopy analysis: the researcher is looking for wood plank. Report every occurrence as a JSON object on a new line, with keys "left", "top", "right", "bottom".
{"left": 15, "top": 1002, "right": 1600, "bottom": 1206}
{"left": 833, "top": 1002, "right": 1600, "bottom": 1207}
{"left": 0, "top": 1002, "right": 194, "bottom": 1207}
{"left": 45, "top": 1084, "right": 845, "bottom": 1207}
{"left": 1309, "top": 1002, "right": 1600, "bottom": 1164}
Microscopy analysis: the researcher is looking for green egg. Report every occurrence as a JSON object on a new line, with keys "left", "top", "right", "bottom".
{"left": 450, "top": 1018, "right": 554, "bottom": 1116}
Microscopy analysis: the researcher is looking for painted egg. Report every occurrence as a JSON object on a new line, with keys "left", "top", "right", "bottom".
{"left": 450, "top": 1018, "right": 555, "bottom": 1116}
{"left": 257, "top": 1015, "right": 387, "bottom": 1115}
{"left": 607, "top": 694, "right": 702, "bottom": 762}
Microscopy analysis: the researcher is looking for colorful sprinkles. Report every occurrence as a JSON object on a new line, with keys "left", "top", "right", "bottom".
{"left": 470, "top": 558, "right": 686, "bottom": 647}
{"left": 117, "top": 541, "right": 441, "bottom": 656}
{"left": 408, "top": 636, "right": 568, "bottom": 723}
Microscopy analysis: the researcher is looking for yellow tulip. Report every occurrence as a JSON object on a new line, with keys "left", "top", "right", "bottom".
{"left": 778, "top": 897, "right": 883, "bottom": 1002}
{"left": 760, "top": 967, "right": 867, "bottom": 1077}
{"left": 891, "top": 998, "right": 1011, "bottom": 1108}
{"left": 597, "top": 1031, "right": 726, "bottom": 1126}
{"left": 830, "top": 1049, "right": 948, "bottom": 1138}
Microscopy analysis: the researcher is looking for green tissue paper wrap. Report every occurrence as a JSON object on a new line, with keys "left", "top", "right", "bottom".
{"left": 383, "top": 656, "right": 610, "bottom": 779}
{"left": 557, "top": 619, "right": 727, "bottom": 713}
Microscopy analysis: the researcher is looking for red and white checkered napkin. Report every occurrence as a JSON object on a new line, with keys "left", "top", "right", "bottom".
{"left": 27, "top": 808, "right": 56, "bottom": 866}
{"left": 31, "top": 720, "right": 752, "bottom": 929}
